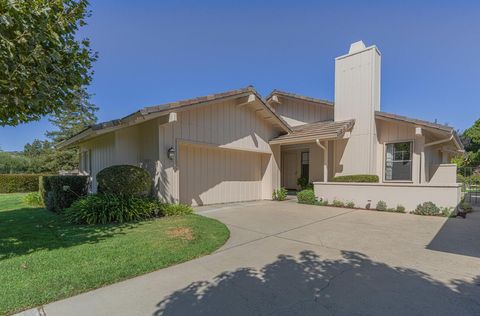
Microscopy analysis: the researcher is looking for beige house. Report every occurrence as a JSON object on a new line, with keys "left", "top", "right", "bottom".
{"left": 61, "top": 41, "right": 463, "bottom": 210}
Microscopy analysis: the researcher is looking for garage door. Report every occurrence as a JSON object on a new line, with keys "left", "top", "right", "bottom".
{"left": 179, "top": 144, "right": 263, "bottom": 206}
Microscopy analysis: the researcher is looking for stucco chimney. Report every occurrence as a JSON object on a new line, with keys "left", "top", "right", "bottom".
{"left": 333, "top": 41, "right": 381, "bottom": 176}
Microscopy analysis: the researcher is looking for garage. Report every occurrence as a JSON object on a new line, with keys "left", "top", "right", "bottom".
{"left": 179, "top": 144, "right": 264, "bottom": 206}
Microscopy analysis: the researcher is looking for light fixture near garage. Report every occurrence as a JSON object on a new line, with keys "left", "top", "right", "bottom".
{"left": 167, "top": 147, "right": 176, "bottom": 160}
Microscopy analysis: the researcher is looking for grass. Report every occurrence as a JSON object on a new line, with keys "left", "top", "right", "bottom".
{"left": 0, "top": 193, "right": 229, "bottom": 315}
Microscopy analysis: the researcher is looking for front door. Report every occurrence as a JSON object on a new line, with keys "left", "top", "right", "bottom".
{"left": 283, "top": 151, "right": 298, "bottom": 189}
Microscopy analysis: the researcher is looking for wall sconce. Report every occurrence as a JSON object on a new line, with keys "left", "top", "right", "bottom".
{"left": 167, "top": 147, "right": 176, "bottom": 160}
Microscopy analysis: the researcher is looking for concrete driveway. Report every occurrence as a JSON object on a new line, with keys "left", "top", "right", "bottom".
{"left": 39, "top": 201, "right": 480, "bottom": 316}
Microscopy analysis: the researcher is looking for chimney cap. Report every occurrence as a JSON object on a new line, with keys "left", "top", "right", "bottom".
{"left": 349, "top": 41, "right": 366, "bottom": 54}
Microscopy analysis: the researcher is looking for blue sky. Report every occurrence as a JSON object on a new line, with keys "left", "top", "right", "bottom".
{"left": 1, "top": 0, "right": 480, "bottom": 151}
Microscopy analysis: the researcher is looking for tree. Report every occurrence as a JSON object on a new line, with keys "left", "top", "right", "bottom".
{"left": 46, "top": 89, "right": 98, "bottom": 171}
{"left": 462, "top": 118, "right": 480, "bottom": 152}
{"left": 0, "top": 0, "right": 97, "bottom": 126}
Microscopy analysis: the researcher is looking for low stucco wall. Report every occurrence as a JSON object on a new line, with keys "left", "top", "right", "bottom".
{"left": 313, "top": 182, "right": 462, "bottom": 212}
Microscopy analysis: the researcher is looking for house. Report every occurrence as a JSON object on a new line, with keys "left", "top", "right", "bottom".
{"left": 60, "top": 41, "right": 464, "bottom": 209}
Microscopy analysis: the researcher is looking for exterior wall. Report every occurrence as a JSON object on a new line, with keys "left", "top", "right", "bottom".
{"left": 79, "top": 120, "right": 160, "bottom": 192}
{"left": 334, "top": 45, "right": 381, "bottom": 176}
{"left": 157, "top": 100, "right": 282, "bottom": 203}
{"left": 271, "top": 97, "right": 333, "bottom": 127}
{"left": 429, "top": 164, "right": 457, "bottom": 184}
{"left": 314, "top": 182, "right": 462, "bottom": 211}
{"left": 79, "top": 133, "right": 115, "bottom": 191}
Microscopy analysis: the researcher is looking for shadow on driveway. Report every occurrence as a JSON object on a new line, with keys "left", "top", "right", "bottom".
{"left": 427, "top": 210, "right": 480, "bottom": 259}
{"left": 155, "top": 250, "right": 480, "bottom": 316}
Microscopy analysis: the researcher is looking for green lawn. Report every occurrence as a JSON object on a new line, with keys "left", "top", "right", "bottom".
{"left": 0, "top": 193, "right": 229, "bottom": 315}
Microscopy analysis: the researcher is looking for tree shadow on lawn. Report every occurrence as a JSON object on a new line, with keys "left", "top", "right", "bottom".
{"left": 155, "top": 250, "right": 480, "bottom": 316}
{"left": 0, "top": 207, "right": 138, "bottom": 260}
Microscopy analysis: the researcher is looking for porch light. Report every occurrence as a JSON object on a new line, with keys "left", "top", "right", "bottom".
{"left": 167, "top": 147, "right": 176, "bottom": 160}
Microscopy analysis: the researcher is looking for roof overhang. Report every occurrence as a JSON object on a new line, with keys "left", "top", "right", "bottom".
{"left": 269, "top": 119, "right": 354, "bottom": 145}
{"left": 59, "top": 87, "right": 292, "bottom": 149}
{"left": 375, "top": 111, "right": 464, "bottom": 152}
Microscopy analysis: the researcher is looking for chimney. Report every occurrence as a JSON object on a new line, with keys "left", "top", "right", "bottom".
{"left": 333, "top": 41, "right": 381, "bottom": 176}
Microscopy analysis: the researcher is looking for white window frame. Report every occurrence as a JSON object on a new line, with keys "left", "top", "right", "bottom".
{"left": 383, "top": 140, "right": 414, "bottom": 183}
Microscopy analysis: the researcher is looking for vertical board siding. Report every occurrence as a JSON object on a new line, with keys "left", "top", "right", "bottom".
{"left": 81, "top": 133, "right": 115, "bottom": 192}
{"left": 272, "top": 98, "right": 334, "bottom": 127}
{"left": 179, "top": 144, "right": 262, "bottom": 206}
{"left": 156, "top": 100, "right": 280, "bottom": 203}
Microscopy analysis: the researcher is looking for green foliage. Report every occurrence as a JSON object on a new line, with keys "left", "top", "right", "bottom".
{"left": 297, "top": 189, "right": 316, "bottom": 205}
{"left": 376, "top": 200, "right": 387, "bottom": 211}
{"left": 65, "top": 194, "right": 160, "bottom": 224}
{"left": 460, "top": 201, "right": 473, "bottom": 213}
{"left": 317, "top": 199, "right": 328, "bottom": 206}
{"left": 396, "top": 205, "right": 406, "bottom": 213}
{"left": 462, "top": 118, "right": 480, "bottom": 152}
{"left": 297, "top": 177, "right": 313, "bottom": 190}
{"left": 332, "top": 200, "right": 344, "bottom": 207}
{"left": 22, "top": 191, "right": 43, "bottom": 207}
{"left": 0, "top": 0, "right": 97, "bottom": 126}
{"left": 160, "top": 203, "right": 194, "bottom": 217}
{"left": 0, "top": 174, "right": 41, "bottom": 193}
{"left": 412, "top": 201, "right": 447, "bottom": 216}
{"left": 43, "top": 175, "right": 88, "bottom": 213}
{"left": 331, "top": 174, "right": 379, "bottom": 183}
{"left": 346, "top": 201, "right": 355, "bottom": 208}
{"left": 0, "top": 151, "right": 31, "bottom": 173}
{"left": 97, "top": 165, "right": 152, "bottom": 197}
{"left": 272, "top": 187, "right": 288, "bottom": 201}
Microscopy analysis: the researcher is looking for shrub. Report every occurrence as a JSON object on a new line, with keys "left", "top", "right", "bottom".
{"left": 297, "top": 177, "right": 313, "bottom": 190}
{"left": 460, "top": 201, "right": 473, "bottom": 213}
{"left": 97, "top": 165, "right": 151, "bottom": 197}
{"left": 396, "top": 205, "right": 406, "bottom": 213}
{"left": 376, "top": 200, "right": 387, "bottom": 211}
{"left": 65, "top": 194, "right": 161, "bottom": 225}
{"left": 272, "top": 187, "right": 288, "bottom": 201}
{"left": 160, "top": 203, "right": 193, "bottom": 216}
{"left": 316, "top": 199, "right": 328, "bottom": 206}
{"left": 297, "top": 189, "right": 316, "bottom": 205}
{"left": 441, "top": 207, "right": 454, "bottom": 217}
{"left": 0, "top": 174, "right": 41, "bottom": 193}
{"left": 43, "top": 175, "right": 89, "bottom": 213}
{"left": 412, "top": 201, "right": 446, "bottom": 216}
{"left": 23, "top": 192, "right": 43, "bottom": 207}
{"left": 346, "top": 201, "right": 355, "bottom": 208}
{"left": 331, "top": 174, "right": 379, "bottom": 183}
{"left": 332, "top": 200, "right": 344, "bottom": 207}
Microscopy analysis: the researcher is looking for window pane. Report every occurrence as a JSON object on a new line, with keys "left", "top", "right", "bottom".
{"left": 301, "top": 152, "right": 309, "bottom": 164}
{"left": 385, "top": 142, "right": 412, "bottom": 181}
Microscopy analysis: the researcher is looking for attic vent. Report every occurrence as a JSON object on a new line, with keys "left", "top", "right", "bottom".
{"left": 349, "top": 41, "right": 366, "bottom": 54}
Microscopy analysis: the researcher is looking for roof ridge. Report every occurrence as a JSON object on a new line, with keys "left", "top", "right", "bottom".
{"left": 266, "top": 90, "right": 334, "bottom": 106}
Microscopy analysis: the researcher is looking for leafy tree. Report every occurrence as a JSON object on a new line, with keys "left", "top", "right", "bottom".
{"left": 453, "top": 118, "right": 480, "bottom": 170}
{"left": 0, "top": 151, "right": 30, "bottom": 173}
{"left": 462, "top": 119, "right": 480, "bottom": 152}
{"left": 0, "top": 0, "right": 97, "bottom": 126}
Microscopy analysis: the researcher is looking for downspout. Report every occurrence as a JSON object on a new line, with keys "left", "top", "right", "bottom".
{"left": 316, "top": 139, "right": 328, "bottom": 182}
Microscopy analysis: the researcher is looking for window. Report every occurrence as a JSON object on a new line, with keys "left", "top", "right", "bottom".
{"left": 301, "top": 152, "right": 309, "bottom": 180}
{"left": 385, "top": 142, "right": 412, "bottom": 181}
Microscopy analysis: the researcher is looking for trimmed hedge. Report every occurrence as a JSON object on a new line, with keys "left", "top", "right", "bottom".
{"left": 331, "top": 174, "right": 379, "bottom": 183}
{"left": 0, "top": 174, "right": 42, "bottom": 193}
{"left": 97, "top": 165, "right": 152, "bottom": 197}
{"left": 41, "top": 175, "right": 89, "bottom": 213}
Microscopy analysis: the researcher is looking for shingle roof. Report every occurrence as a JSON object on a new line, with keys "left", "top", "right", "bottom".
{"left": 270, "top": 119, "right": 355, "bottom": 145}
{"left": 59, "top": 86, "right": 292, "bottom": 149}
{"left": 266, "top": 90, "right": 334, "bottom": 107}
